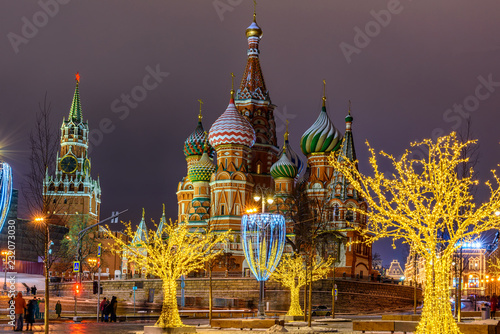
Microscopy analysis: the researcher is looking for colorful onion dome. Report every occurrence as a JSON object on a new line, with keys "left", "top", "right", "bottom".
{"left": 278, "top": 129, "right": 304, "bottom": 177}
{"left": 300, "top": 104, "right": 342, "bottom": 156}
{"left": 246, "top": 13, "right": 263, "bottom": 38}
{"left": 209, "top": 94, "right": 256, "bottom": 149}
{"left": 271, "top": 148, "right": 298, "bottom": 179}
{"left": 184, "top": 112, "right": 215, "bottom": 159}
{"left": 188, "top": 150, "right": 216, "bottom": 182}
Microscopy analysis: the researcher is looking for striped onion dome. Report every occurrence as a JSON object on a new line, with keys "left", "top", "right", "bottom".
{"left": 183, "top": 118, "right": 215, "bottom": 159}
{"left": 209, "top": 96, "right": 256, "bottom": 148}
{"left": 300, "top": 105, "right": 342, "bottom": 155}
{"left": 278, "top": 133, "right": 304, "bottom": 177}
{"left": 187, "top": 150, "right": 216, "bottom": 182}
{"left": 271, "top": 149, "right": 297, "bottom": 179}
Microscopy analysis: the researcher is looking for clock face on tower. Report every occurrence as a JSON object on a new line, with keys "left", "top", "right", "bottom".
{"left": 60, "top": 155, "right": 78, "bottom": 174}
{"left": 83, "top": 159, "right": 91, "bottom": 175}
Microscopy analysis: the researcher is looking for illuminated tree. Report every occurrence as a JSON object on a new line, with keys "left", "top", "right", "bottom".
{"left": 271, "top": 253, "right": 334, "bottom": 316}
{"left": 329, "top": 133, "right": 500, "bottom": 334}
{"left": 105, "top": 220, "right": 230, "bottom": 328}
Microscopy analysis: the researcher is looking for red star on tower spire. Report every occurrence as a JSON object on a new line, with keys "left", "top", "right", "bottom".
{"left": 75, "top": 72, "right": 80, "bottom": 83}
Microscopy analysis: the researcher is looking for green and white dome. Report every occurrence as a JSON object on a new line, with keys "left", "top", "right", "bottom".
{"left": 300, "top": 105, "right": 342, "bottom": 155}
{"left": 271, "top": 149, "right": 298, "bottom": 179}
{"left": 187, "top": 151, "right": 216, "bottom": 182}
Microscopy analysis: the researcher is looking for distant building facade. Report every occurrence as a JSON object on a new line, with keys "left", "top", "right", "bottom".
{"left": 387, "top": 259, "right": 404, "bottom": 280}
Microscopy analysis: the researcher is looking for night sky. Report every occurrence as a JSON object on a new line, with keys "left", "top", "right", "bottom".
{"left": 2, "top": 0, "right": 500, "bottom": 268}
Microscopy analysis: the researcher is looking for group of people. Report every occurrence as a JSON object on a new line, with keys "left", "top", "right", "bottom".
{"left": 99, "top": 296, "right": 118, "bottom": 322}
{"left": 25, "top": 285, "right": 37, "bottom": 296}
{"left": 12, "top": 292, "right": 63, "bottom": 331}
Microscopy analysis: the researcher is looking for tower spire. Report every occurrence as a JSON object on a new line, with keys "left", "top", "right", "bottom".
{"left": 253, "top": 0, "right": 257, "bottom": 21}
{"left": 198, "top": 99, "right": 203, "bottom": 122}
{"left": 230, "top": 72, "right": 235, "bottom": 101}
{"left": 322, "top": 79, "right": 326, "bottom": 108}
{"left": 284, "top": 119, "right": 289, "bottom": 142}
{"left": 68, "top": 72, "right": 83, "bottom": 123}
{"left": 348, "top": 100, "right": 352, "bottom": 115}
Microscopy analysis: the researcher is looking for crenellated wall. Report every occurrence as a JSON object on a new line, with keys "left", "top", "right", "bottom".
{"left": 51, "top": 277, "right": 422, "bottom": 313}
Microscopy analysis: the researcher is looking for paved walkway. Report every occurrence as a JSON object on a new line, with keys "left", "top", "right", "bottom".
{"left": 0, "top": 318, "right": 414, "bottom": 334}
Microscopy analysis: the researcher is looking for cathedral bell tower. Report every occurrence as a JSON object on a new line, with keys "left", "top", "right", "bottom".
{"left": 43, "top": 73, "right": 101, "bottom": 226}
{"left": 235, "top": 8, "right": 279, "bottom": 189}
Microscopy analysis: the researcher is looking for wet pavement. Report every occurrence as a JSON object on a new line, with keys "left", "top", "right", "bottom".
{"left": 0, "top": 317, "right": 412, "bottom": 334}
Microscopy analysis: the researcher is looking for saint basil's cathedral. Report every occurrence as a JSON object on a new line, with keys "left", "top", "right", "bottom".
{"left": 177, "top": 12, "right": 372, "bottom": 279}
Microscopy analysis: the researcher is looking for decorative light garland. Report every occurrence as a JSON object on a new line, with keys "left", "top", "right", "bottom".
{"left": 271, "top": 253, "right": 334, "bottom": 316}
{"left": 329, "top": 133, "right": 500, "bottom": 334}
{"left": 104, "top": 218, "right": 231, "bottom": 328}
{"left": 0, "top": 162, "right": 13, "bottom": 232}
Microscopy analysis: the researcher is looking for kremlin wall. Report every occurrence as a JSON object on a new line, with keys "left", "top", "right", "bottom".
{"left": 52, "top": 277, "right": 422, "bottom": 314}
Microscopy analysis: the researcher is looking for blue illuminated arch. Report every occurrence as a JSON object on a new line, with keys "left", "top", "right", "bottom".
{"left": 241, "top": 213, "right": 286, "bottom": 281}
{"left": 0, "top": 162, "right": 13, "bottom": 231}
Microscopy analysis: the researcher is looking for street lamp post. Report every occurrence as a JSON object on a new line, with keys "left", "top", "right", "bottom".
{"left": 251, "top": 187, "right": 274, "bottom": 317}
{"left": 34, "top": 217, "right": 50, "bottom": 334}
{"left": 73, "top": 210, "right": 128, "bottom": 318}
{"left": 242, "top": 186, "right": 284, "bottom": 319}
{"left": 1, "top": 250, "right": 8, "bottom": 291}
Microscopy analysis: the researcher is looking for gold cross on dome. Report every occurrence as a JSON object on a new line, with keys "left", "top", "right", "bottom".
{"left": 197, "top": 99, "right": 203, "bottom": 121}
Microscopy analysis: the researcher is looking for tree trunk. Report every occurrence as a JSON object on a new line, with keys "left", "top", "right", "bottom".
{"left": 308, "top": 268, "right": 313, "bottom": 327}
{"left": 287, "top": 285, "right": 303, "bottom": 316}
{"left": 209, "top": 266, "right": 213, "bottom": 323}
{"left": 417, "top": 256, "right": 460, "bottom": 334}
{"left": 156, "top": 278, "right": 183, "bottom": 328}
{"left": 303, "top": 265, "right": 308, "bottom": 321}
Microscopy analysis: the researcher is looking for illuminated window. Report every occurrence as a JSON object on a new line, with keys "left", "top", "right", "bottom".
{"left": 257, "top": 163, "right": 262, "bottom": 174}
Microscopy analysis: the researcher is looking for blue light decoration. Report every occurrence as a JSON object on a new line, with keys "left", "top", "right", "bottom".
{"left": 242, "top": 213, "right": 286, "bottom": 280}
{"left": 0, "top": 162, "right": 13, "bottom": 232}
{"left": 241, "top": 213, "right": 286, "bottom": 317}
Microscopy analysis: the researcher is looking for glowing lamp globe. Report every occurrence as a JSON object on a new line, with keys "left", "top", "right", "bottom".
{"left": 241, "top": 213, "right": 286, "bottom": 281}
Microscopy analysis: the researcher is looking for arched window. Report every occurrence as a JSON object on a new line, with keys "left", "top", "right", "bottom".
{"left": 69, "top": 184, "right": 74, "bottom": 192}
{"left": 335, "top": 184, "right": 341, "bottom": 196}
{"left": 346, "top": 208, "right": 354, "bottom": 222}
{"left": 334, "top": 204, "right": 340, "bottom": 221}
{"left": 78, "top": 184, "right": 84, "bottom": 191}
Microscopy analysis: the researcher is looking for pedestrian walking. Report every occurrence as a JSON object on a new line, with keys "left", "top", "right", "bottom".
{"left": 14, "top": 292, "right": 26, "bottom": 331}
{"left": 103, "top": 298, "right": 110, "bottom": 322}
{"left": 99, "top": 297, "right": 107, "bottom": 322}
{"left": 109, "top": 296, "right": 118, "bottom": 322}
{"left": 33, "top": 285, "right": 37, "bottom": 296}
{"left": 26, "top": 286, "right": 30, "bottom": 296}
{"left": 25, "top": 299, "right": 36, "bottom": 331}
{"left": 55, "top": 301, "right": 62, "bottom": 318}
{"left": 34, "top": 297, "right": 39, "bottom": 319}
{"left": 491, "top": 294, "right": 498, "bottom": 319}
{"left": 39, "top": 298, "right": 45, "bottom": 320}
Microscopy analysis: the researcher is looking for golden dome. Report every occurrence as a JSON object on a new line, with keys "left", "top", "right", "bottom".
{"left": 246, "top": 14, "right": 263, "bottom": 38}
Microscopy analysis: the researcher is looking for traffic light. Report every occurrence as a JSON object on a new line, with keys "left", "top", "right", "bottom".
{"left": 93, "top": 281, "right": 98, "bottom": 294}
{"left": 75, "top": 283, "right": 81, "bottom": 295}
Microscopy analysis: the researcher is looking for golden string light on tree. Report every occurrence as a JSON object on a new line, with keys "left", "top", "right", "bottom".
{"left": 105, "top": 218, "right": 230, "bottom": 328}
{"left": 329, "top": 133, "right": 500, "bottom": 334}
{"left": 271, "top": 253, "right": 334, "bottom": 316}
